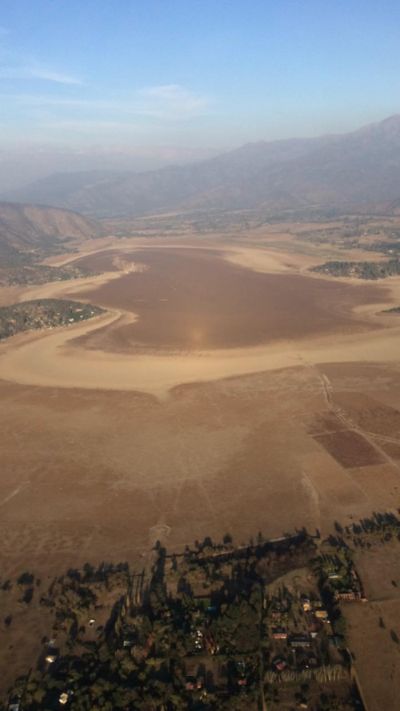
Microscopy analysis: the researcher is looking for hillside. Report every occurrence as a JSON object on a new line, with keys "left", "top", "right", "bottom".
{"left": 0, "top": 202, "right": 102, "bottom": 258}
{"left": 4, "top": 115, "right": 400, "bottom": 218}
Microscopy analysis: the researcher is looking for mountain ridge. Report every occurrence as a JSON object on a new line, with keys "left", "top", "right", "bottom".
{"left": 4, "top": 115, "right": 400, "bottom": 218}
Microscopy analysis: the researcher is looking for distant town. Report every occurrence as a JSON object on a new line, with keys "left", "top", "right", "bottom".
{"left": 0, "top": 299, "right": 103, "bottom": 341}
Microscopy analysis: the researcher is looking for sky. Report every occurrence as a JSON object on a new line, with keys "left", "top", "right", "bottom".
{"left": 1, "top": 0, "right": 400, "bottom": 187}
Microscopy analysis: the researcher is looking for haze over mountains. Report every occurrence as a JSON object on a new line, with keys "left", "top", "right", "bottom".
{"left": 4, "top": 115, "right": 400, "bottom": 219}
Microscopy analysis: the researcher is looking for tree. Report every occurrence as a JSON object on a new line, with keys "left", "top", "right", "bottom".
{"left": 17, "top": 571, "right": 34, "bottom": 586}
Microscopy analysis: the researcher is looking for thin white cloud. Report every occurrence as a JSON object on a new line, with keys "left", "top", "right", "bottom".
{"left": 136, "top": 84, "right": 210, "bottom": 120}
{"left": 0, "top": 36, "right": 82, "bottom": 85}
{"left": 27, "top": 65, "right": 82, "bottom": 85}
{"left": 1, "top": 84, "right": 211, "bottom": 123}
{"left": 0, "top": 63, "right": 82, "bottom": 85}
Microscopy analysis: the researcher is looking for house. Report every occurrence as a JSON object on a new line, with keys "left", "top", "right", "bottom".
{"left": 45, "top": 642, "right": 59, "bottom": 664}
{"left": 335, "top": 590, "right": 361, "bottom": 602}
{"left": 272, "top": 627, "right": 288, "bottom": 640}
{"left": 122, "top": 638, "right": 134, "bottom": 648}
{"left": 45, "top": 652, "right": 58, "bottom": 664}
{"left": 314, "top": 609, "right": 329, "bottom": 621}
{"left": 272, "top": 656, "right": 288, "bottom": 672}
{"left": 300, "top": 596, "right": 312, "bottom": 612}
{"left": 289, "top": 634, "right": 311, "bottom": 648}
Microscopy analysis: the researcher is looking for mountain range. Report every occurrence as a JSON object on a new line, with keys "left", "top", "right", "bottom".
{"left": 4, "top": 115, "right": 400, "bottom": 219}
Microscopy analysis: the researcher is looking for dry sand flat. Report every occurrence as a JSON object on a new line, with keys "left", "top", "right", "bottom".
{"left": 2, "top": 315, "right": 400, "bottom": 397}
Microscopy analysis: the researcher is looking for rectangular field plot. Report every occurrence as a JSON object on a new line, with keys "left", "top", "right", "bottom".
{"left": 314, "top": 429, "right": 384, "bottom": 468}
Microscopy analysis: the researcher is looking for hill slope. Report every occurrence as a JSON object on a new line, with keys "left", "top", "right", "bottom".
{"left": 4, "top": 115, "right": 400, "bottom": 218}
{"left": 0, "top": 202, "right": 101, "bottom": 261}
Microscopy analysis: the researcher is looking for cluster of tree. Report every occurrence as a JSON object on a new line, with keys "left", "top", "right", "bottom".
{"left": 0, "top": 261, "right": 95, "bottom": 287}
{"left": 311, "top": 258, "right": 400, "bottom": 279}
{"left": 336, "top": 512, "right": 400, "bottom": 541}
{"left": 0, "top": 299, "right": 103, "bottom": 340}
{"left": 3, "top": 530, "right": 367, "bottom": 711}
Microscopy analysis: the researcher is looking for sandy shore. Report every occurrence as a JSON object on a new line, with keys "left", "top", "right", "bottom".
{"left": 2, "top": 308, "right": 400, "bottom": 397}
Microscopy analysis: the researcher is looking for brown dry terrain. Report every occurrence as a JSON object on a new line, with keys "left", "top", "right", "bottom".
{"left": 314, "top": 430, "right": 384, "bottom": 468}
{"left": 1, "top": 224, "right": 400, "bottom": 704}
{"left": 1, "top": 235, "right": 400, "bottom": 578}
{"left": 1, "top": 361, "right": 400, "bottom": 575}
{"left": 71, "top": 247, "right": 380, "bottom": 352}
{"left": 346, "top": 542, "right": 400, "bottom": 711}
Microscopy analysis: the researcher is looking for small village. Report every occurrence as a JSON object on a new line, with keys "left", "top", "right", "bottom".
{"left": 0, "top": 299, "right": 103, "bottom": 341}
{"left": 4, "top": 512, "right": 397, "bottom": 711}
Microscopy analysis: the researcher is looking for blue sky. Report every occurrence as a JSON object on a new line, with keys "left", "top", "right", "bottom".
{"left": 1, "top": 0, "right": 400, "bottom": 182}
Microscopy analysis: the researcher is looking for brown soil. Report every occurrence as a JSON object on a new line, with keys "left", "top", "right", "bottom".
{"left": 72, "top": 248, "right": 382, "bottom": 352}
{"left": 1, "top": 361, "right": 400, "bottom": 583}
{"left": 379, "top": 440, "right": 400, "bottom": 460}
{"left": 314, "top": 430, "right": 384, "bottom": 468}
{"left": 347, "top": 600, "right": 400, "bottom": 711}
{"left": 307, "top": 412, "right": 344, "bottom": 435}
{"left": 346, "top": 542, "right": 400, "bottom": 711}
{"left": 333, "top": 392, "right": 400, "bottom": 438}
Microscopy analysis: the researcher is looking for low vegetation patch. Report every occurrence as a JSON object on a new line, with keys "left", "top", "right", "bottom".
{"left": 0, "top": 262, "right": 95, "bottom": 287}
{"left": 383, "top": 306, "right": 400, "bottom": 313}
{"left": 311, "top": 259, "right": 400, "bottom": 279}
{"left": 0, "top": 299, "right": 104, "bottom": 341}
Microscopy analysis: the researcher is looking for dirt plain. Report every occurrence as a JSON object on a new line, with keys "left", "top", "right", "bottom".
{"left": 1, "top": 223, "right": 400, "bottom": 704}
{"left": 1, "top": 233, "right": 400, "bottom": 574}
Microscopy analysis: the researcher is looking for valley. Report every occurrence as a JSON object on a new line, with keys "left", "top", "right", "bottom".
{"left": 2, "top": 213, "right": 400, "bottom": 709}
